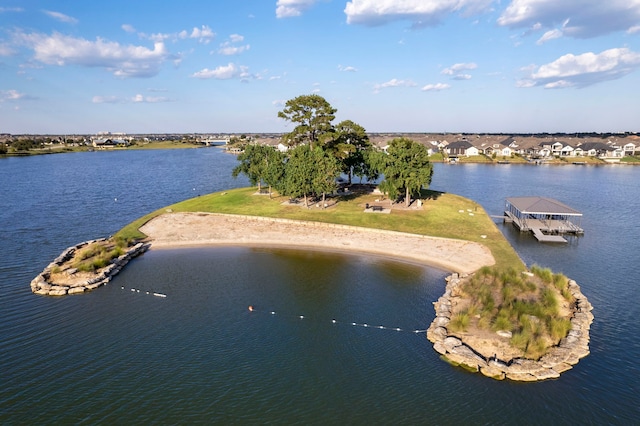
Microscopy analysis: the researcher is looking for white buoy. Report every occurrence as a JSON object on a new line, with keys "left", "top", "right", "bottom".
{"left": 299, "top": 315, "right": 304, "bottom": 319}
{"left": 332, "top": 319, "right": 336, "bottom": 323}
{"left": 271, "top": 311, "right": 275, "bottom": 315}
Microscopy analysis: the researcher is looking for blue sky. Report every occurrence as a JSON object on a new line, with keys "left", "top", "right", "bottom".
{"left": 1, "top": 1, "right": 639, "bottom": 134}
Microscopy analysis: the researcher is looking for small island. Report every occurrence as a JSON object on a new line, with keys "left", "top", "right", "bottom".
{"left": 30, "top": 95, "right": 593, "bottom": 382}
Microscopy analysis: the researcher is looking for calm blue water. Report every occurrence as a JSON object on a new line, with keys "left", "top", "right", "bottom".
{"left": 1, "top": 150, "right": 638, "bottom": 424}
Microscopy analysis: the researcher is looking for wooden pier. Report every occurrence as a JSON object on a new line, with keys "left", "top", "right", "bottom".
{"left": 504, "top": 197, "right": 583, "bottom": 243}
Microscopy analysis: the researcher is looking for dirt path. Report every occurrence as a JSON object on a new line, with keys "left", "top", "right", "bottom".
{"left": 140, "top": 212, "right": 495, "bottom": 274}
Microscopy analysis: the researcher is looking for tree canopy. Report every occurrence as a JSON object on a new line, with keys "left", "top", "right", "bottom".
{"left": 233, "top": 95, "right": 434, "bottom": 210}
{"left": 277, "top": 94, "right": 336, "bottom": 149}
{"left": 374, "top": 137, "right": 433, "bottom": 207}
{"left": 232, "top": 144, "right": 285, "bottom": 197}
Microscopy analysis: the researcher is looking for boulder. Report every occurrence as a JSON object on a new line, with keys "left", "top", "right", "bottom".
{"left": 480, "top": 365, "right": 506, "bottom": 380}
{"left": 433, "top": 342, "right": 447, "bottom": 355}
{"left": 443, "top": 336, "right": 462, "bottom": 351}
{"left": 48, "top": 288, "right": 68, "bottom": 296}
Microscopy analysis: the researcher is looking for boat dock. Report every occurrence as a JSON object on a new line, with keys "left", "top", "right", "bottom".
{"left": 504, "top": 197, "right": 583, "bottom": 243}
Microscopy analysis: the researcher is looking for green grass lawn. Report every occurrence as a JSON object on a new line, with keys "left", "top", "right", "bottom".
{"left": 116, "top": 186, "right": 525, "bottom": 271}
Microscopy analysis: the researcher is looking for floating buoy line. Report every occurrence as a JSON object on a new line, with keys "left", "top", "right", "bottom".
{"left": 121, "top": 287, "right": 167, "bottom": 298}
{"left": 248, "top": 306, "right": 427, "bottom": 334}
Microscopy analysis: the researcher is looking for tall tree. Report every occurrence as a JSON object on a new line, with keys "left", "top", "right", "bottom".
{"left": 311, "top": 146, "right": 341, "bottom": 208}
{"left": 326, "top": 119, "right": 374, "bottom": 184}
{"left": 281, "top": 144, "right": 317, "bottom": 207}
{"left": 277, "top": 94, "right": 336, "bottom": 149}
{"left": 232, "top": 144, "right": 283, "bottom": 195}
{"left": 376, "top": 138, "right": 433, "bottom": 207}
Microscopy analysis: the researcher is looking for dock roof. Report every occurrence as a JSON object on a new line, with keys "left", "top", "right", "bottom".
{"left": 506, "top": 197, "right": 582, "bottom": 216}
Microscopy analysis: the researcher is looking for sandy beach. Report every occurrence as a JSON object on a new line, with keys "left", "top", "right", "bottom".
{"left": 139, "top": 212, "right": 495, "bottom": 274}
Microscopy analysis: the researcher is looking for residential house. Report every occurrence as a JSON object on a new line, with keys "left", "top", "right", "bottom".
{"left": 446, "top": 140, "right": 479, "bottom": 157}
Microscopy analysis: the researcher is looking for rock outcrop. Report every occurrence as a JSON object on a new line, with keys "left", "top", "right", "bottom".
{"left": 427, "top": 273, "right": 594, "bottom": 382}
{"left": 30, "top": 240, "right": 149, "bottom": 296}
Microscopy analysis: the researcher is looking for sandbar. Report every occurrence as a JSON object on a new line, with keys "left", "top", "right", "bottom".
{"left": 139, "top": 212, "right": 495, "bottom": 274}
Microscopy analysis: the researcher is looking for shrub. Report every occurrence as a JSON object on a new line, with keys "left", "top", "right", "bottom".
{"left": 108, "top": 247, "right": 125, "bottom": 259}
{"left": 541, "top": 288, "right": 558, "bottom": 311}
{"left": 492, "top": 313, "right": 512, "bottom": 332}
{"left": 91, "top": 258, "right": 109, "bottom": 270}
{"left": 531, "top": 265, "right": 553, "bottom": 283}
{"left": 553, "top": 273, "right": 569, "bottom": 292}
{"left": 549, "top": 318, "right": 572, "bottom": 343}
{"left": 77, "top": 244, "right": 105, "bottom": 261}
{"left": 449, "top": 311, "right": 470, "bottom": 332}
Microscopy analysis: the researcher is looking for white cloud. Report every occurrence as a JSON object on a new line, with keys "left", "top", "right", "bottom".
{"left": 92, "top": 94, "right": 171, "bottom": 103}
{"left": 122, "top": 24, "right": 136, "bottom": 33}
{"left": 218, "top": 35, "right": 250, "bottom": 55}
{"left": 453, "top": 74, "right": 472, "bottom": 80}
{"left": 17, "top": 32, "right": 173, "bottom": 78}
{"left": 628, "top": 25, "right": 640, "bottom": 34}
{"left": 498, "top": 0, "right": 640, "bottom": 38}
{"left": 421, "top": 83, "right": 450, "bottom": 91}
{"left": 0, "top": 89, "right": 25, "bottom": 101}
{"left": 42, "top": 10, "right": 78, "bottom": 24}
{"left": 0, "top": 42, "right": 14, "bottom": 56}
{"left": 0, "top": 7, "right": 24, "bottom": 13}
{"left": 276, "top": 0, "right": 321, "bottom": 18}
{"left": 442, "top": 62, "right": 477, "bottom": 75}
{"left": 132, "top": 94, "right": 170, "bottom": 103}
{"left": 537, "top": 29, "right": 563, "bottom": 45}
{"left": 519, "top": 47, "right": 640, "bottom": 88}
{"left": 543, "top": 80, "right": 573, "bottom": 89}
{"left": 218, "top": 44, "right": 250, "bottom": 55}
{"left": 189, "top": 25, "right": 216, "bottom": 43}
{"left": 191, "top": 62, "right": 253, "bottom": 80}
{"left": 344, "top": 0, "right": 493, "bottom": 27}
{"left": 373, "top": 78, "right": 417, "bottom": 93}
{"left": 92, "top": 95, "right": 121, "bottom": 104}
{"left": 338, "top": 64, "right": 358, "bottom": 72}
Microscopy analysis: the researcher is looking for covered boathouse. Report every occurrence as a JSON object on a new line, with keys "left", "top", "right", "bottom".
{"left": 504, "top": 196, "right": 584, "bottom": 243}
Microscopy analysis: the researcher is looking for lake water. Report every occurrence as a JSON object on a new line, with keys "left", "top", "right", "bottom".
{"left": 1, "top": 149, "right": 638, "bottom": 424}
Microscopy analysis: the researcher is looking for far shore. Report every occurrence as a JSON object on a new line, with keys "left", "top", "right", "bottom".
{"left": 139, "top": 212, "right": 495, "bottom": 274}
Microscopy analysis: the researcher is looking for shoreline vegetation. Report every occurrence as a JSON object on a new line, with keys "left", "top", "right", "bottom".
{"left": 31, "top": 185, "right": 593, "bottom": 381}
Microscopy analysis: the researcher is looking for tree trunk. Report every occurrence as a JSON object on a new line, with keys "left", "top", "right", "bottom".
{"left": 405, "top": 186, "right": 411, "bottom": 207}
{"left": 322, "top": 192, "right": 326, "bottom": 209}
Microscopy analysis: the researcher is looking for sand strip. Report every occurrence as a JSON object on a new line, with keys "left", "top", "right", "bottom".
{"left": 139, "top": 212, "right": 495, "bottom": 274}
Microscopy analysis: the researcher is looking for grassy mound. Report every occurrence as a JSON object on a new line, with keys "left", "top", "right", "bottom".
{"left": 448, "top": 265, "right": 575, "bottom": 360}
{"left": 115, "top": 186, "right": 524, "bottom": 271}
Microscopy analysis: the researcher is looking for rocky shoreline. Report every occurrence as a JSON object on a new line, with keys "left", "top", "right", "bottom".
{"left": 427, "top": 273, "right": 594, "bottom": 381}
{"left": 30, "top": 239, "right": 150, "bottom": 296}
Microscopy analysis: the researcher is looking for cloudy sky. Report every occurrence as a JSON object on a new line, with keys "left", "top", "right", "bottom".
{"left": 1, "top": 1, "right": 639, "bottom": 134}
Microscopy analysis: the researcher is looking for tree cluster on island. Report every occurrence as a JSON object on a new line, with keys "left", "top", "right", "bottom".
{"left": 232, "top": 94, "right": 433, "bottom": 208}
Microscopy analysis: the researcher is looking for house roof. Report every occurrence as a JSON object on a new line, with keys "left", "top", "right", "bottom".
{"left": 448, "top": 140, "right": 474, "bottom": 149}
{"left": 506, "top": 196, "right": 582, "bottom": 216}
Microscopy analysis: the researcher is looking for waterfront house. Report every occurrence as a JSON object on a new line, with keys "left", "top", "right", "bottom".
{"left": 446, "top": 140, "right": 478, "bottom": 157}
{"left": 622, "top": 141, "right": 637, "bottom": 156}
